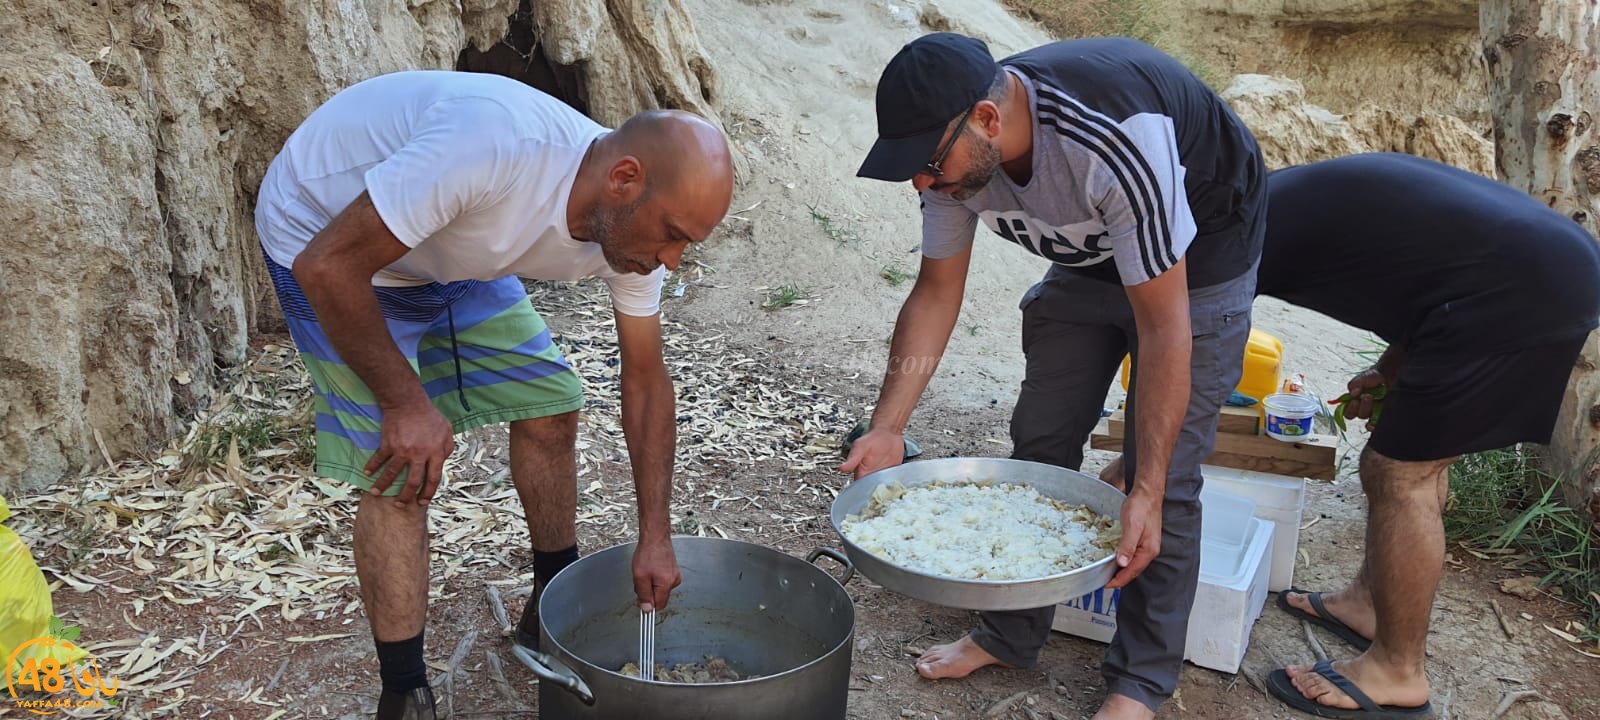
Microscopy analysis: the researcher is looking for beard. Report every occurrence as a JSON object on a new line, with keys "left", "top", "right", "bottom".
{"left": 586, "top": 196, "right": 653, "bottom": 275}
{"left": 948, "top": 135, "right": 1002, "bottom": 202}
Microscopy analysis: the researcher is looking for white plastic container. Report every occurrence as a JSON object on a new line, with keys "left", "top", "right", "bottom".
{"left": 1200, "top": 465, "right": 1307, "bottom": 591}
{"left": 1262, "top": 392, "right": 1319, "bottom": 442}
{"left": 1052, "top": 488, "right": 1274, "bottom": 673}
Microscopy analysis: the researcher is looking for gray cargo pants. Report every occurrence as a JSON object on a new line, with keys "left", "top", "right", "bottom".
{"left": 969, "top": 261, "right": 1257, "bottom": 711}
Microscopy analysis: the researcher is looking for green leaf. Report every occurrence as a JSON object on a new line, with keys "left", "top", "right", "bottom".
{"left": 60, "top": 625, "right": 81, "bottom": 643}
{"left": 1328, "top": 394, "right": 1350, "bottom": 435}
{"left": 48, "top": 616, "right": 62, "bottom": 637}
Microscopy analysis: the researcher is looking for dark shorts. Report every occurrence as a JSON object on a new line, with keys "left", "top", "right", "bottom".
{"left": 1366, "top": 335, "right": 1589, "bottom": 462}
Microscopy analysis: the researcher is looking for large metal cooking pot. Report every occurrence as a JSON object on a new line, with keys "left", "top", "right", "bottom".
{"left": 830, "top": 457, "right": 1126, "bottom": 611}
{"left": 514, "top": 537, "right": 856, "bottom": 720}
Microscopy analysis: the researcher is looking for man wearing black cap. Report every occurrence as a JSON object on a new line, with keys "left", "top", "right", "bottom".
{"left": 840, "top": 33, "right": 1265, "bottom": 719}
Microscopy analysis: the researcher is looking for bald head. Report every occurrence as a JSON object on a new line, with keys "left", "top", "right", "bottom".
{"left": 567, "top": 110, "right": 735, "bottom": 276}
{"left": 610, "top": 109, "right": 734, "bottom": 220}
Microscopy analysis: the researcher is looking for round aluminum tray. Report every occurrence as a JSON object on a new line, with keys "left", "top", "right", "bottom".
{"left": 829, "top": 457, "right": 1125, "bottom": 611}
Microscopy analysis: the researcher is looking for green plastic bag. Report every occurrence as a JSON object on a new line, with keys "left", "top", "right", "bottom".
{"left": 0, "top": 495, "right": 88, "bottom": 682}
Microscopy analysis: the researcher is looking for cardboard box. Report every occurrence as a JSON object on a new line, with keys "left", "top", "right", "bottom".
{"left": 1052, "top": 489, "right": 1274, "bottom": 673}
{"left": 1200, "top": 465, "right": 1306, "bottom": 592}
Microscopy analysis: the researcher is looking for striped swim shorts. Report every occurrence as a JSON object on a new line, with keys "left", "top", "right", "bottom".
{"left": 265, "top": 254, "right": 584, "bottom": 492}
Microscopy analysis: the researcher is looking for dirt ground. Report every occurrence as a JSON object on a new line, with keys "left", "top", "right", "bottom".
{"left": 9, "top": 0, "right": 1599, "bottom": 718}
{"left": 16, "top": 276, "right": 1599, "bottom": 719}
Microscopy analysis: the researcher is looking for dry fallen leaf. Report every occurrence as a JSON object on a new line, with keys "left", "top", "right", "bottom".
{"left": 1545, "top": 625, "right": 1581, "bottom": 643}
{"left": 1499, "top": 576, "right": 1542, "bottom": 600}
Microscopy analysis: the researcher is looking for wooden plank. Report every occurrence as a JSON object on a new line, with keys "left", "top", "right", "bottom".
{"left": 1109, "top": 407, "right": 1261, "bottom": 437}
{"left": 1088, "top": 433, "right": 1336, "bottom": 481}
{"left": 1109, "top": 413, "right": 1335, "bottom": 461}
{"left": 1092, "top": 418, "right": 1337, "bottom": 481}
{"left": 1218, "top": 406, "right": 1262, "bottom": 435}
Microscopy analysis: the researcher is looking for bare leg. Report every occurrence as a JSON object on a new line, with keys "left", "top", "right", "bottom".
{"left": 508, "top": 411, "right": 579, "bottom": 552}
{"left": 1098, "top": 455, "right": 1126, "bottom": 493}
{"left": 355, "top": 494, "right": 431, "bottom": 641}
{"left": 1286, "top": 447, "right": 1451, "bottom": 710}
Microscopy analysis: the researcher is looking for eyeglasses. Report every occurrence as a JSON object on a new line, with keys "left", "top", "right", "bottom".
{"left": 922, "top": 105, "right": 975, "bottom": 178}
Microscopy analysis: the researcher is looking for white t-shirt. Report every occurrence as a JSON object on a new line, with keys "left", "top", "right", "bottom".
{"left": 255, "top": 70, "right": 664, "bottom": 316}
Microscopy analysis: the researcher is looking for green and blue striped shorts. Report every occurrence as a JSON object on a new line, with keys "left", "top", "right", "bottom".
{"left": 266, "top": 255, "right": 583, "bottom": 493}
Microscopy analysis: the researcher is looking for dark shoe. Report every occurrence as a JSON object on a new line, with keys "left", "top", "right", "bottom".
{"left": 513, "top": 580, "right": 544, "bottom": 652}
{"left": 1275, "top": 589, "right": 1373, "bottom": 651}
{"left": 375, "top": 686, "right": 437, "bottom": 720}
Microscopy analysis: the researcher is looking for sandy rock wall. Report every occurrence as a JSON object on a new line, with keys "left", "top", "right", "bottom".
{"left": 1168, "top": 0, "right": 1487, "bottom": 124}
{"left": 0, "top": 0, "right": 723, "bottom": 493}
{"left": 1222, "top": 74, "right": 1494, "bottom": 175}
{"left": 0, "top": 0, "right": 510, "bottom": 492}
{"left": 460, "top": 0, "right": 721, "bottom": 129}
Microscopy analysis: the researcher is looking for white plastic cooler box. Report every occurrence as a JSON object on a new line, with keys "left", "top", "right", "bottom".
{"left": 1199, "top": 464, "right": 1306, "bottom": 592}
{"left": 1051, "top": 488, "right": 1274, "bottom": 673}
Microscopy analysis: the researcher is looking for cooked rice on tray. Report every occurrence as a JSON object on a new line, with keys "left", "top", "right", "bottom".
{"left": 840, "top": 480, "right": 1120, "bottom": 581}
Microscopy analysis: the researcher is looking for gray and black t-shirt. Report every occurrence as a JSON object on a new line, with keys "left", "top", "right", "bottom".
{"left": 921, "top": 38, "right": 1264, "bottom": 288}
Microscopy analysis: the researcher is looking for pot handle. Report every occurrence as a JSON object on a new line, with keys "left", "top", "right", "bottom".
{"left": 511, "top": 644, "right": 597, "bottom": 706}
{"left": 806, "top": 547, "right": 855, "bottom": 585}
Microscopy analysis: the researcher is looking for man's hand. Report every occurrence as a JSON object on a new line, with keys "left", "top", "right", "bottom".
{"left": 1106, "top": 489, "right": 1161, "bottom": 589}
{"left": 632, "top": 535, "right": 682, "bottom": 611}
{"left": 366, "top": 401, "right": 456, "bottom": 504}
{"left": 838, "top": 428, "right": 907, "bottom": 480}
{"left": 1335, "top": 368, "right": 1389, "bottom": 432}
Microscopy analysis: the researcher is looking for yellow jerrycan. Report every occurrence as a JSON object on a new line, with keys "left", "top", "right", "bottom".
{"left": 1119, "top": 328, "right": 1283, "bottom": 404}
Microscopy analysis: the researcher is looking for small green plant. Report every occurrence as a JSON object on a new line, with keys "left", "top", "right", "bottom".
{"left": 190, "top": 414, "right": 315, "bottom": 470}
{"left": 48, "top": 616, "right": 81, "bottom": 644}
{"left": 1446, "top": 447, "right": 1599, "bottom": 641}
{"left": 762, "top": 285, "right": 808, "bottom": 311}
{"left": 807, "top": 205, "right": 862, "bottom": 246}
{"left": 879, "top": 264, "right": 916, "bottom": 286}
{"left": 60, "top": 521, "right": 101, "bottom": 572}
{"left": 1351, "top": 334, "right": 1387, "bottom": 368}
{"left": 965, "top": 323, "right": 981, "bottom": 337}
{"left": 260, "top": 539, "right": 293, "bottom": 563}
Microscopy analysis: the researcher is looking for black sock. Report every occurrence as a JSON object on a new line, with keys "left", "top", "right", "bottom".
{"left": 375, "top": 632, "right": 429, "bottom": 693}
{"left": 533, "top": 545, "right": 579, "bottom": 588}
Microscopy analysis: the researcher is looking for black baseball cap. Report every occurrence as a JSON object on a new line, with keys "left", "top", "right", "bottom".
{"left": 857, "top": 33, "right": 999, "bottom": 182}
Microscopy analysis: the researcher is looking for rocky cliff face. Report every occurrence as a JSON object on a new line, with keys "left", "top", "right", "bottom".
{"left": 1166, "top": 0, "right": 1486, "bottom": 124}
{"left": 0, "top": 0, "right": 1500, "bottom": 492}
{"left": 1222, "top": 74, "right": 1495, "bottom": 174}
{"left": 0, "top": 0, "right": 717, "bottom": 492}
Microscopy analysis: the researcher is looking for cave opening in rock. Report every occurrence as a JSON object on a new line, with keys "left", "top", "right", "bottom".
{"left": 456, "top": 0, "right": 589, "bottom": 117}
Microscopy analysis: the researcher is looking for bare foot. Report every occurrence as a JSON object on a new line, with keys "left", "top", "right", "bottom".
{"left": 913, "top": 636, "right": 1013, "bottom": 679}
{"left": 1089, "top": 693, "right": 1154, "bottom": 720}
{"left": 1286, "top": 656, "right": 1430, "bottom": 710}
{"left": 1285, "top": 589, "right": 1377, "bottom": 641}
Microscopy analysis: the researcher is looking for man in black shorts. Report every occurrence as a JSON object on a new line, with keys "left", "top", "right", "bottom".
{"left": 1256, "top": 153, "right": 1599, "bottom": 717}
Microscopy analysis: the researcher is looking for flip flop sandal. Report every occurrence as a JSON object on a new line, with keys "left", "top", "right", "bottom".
{"left": 1267, "top": 660, "right": 1433, "bottom": 719}
{"left": 1276, "top": 588, "right": 1373, "bottom": 651}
